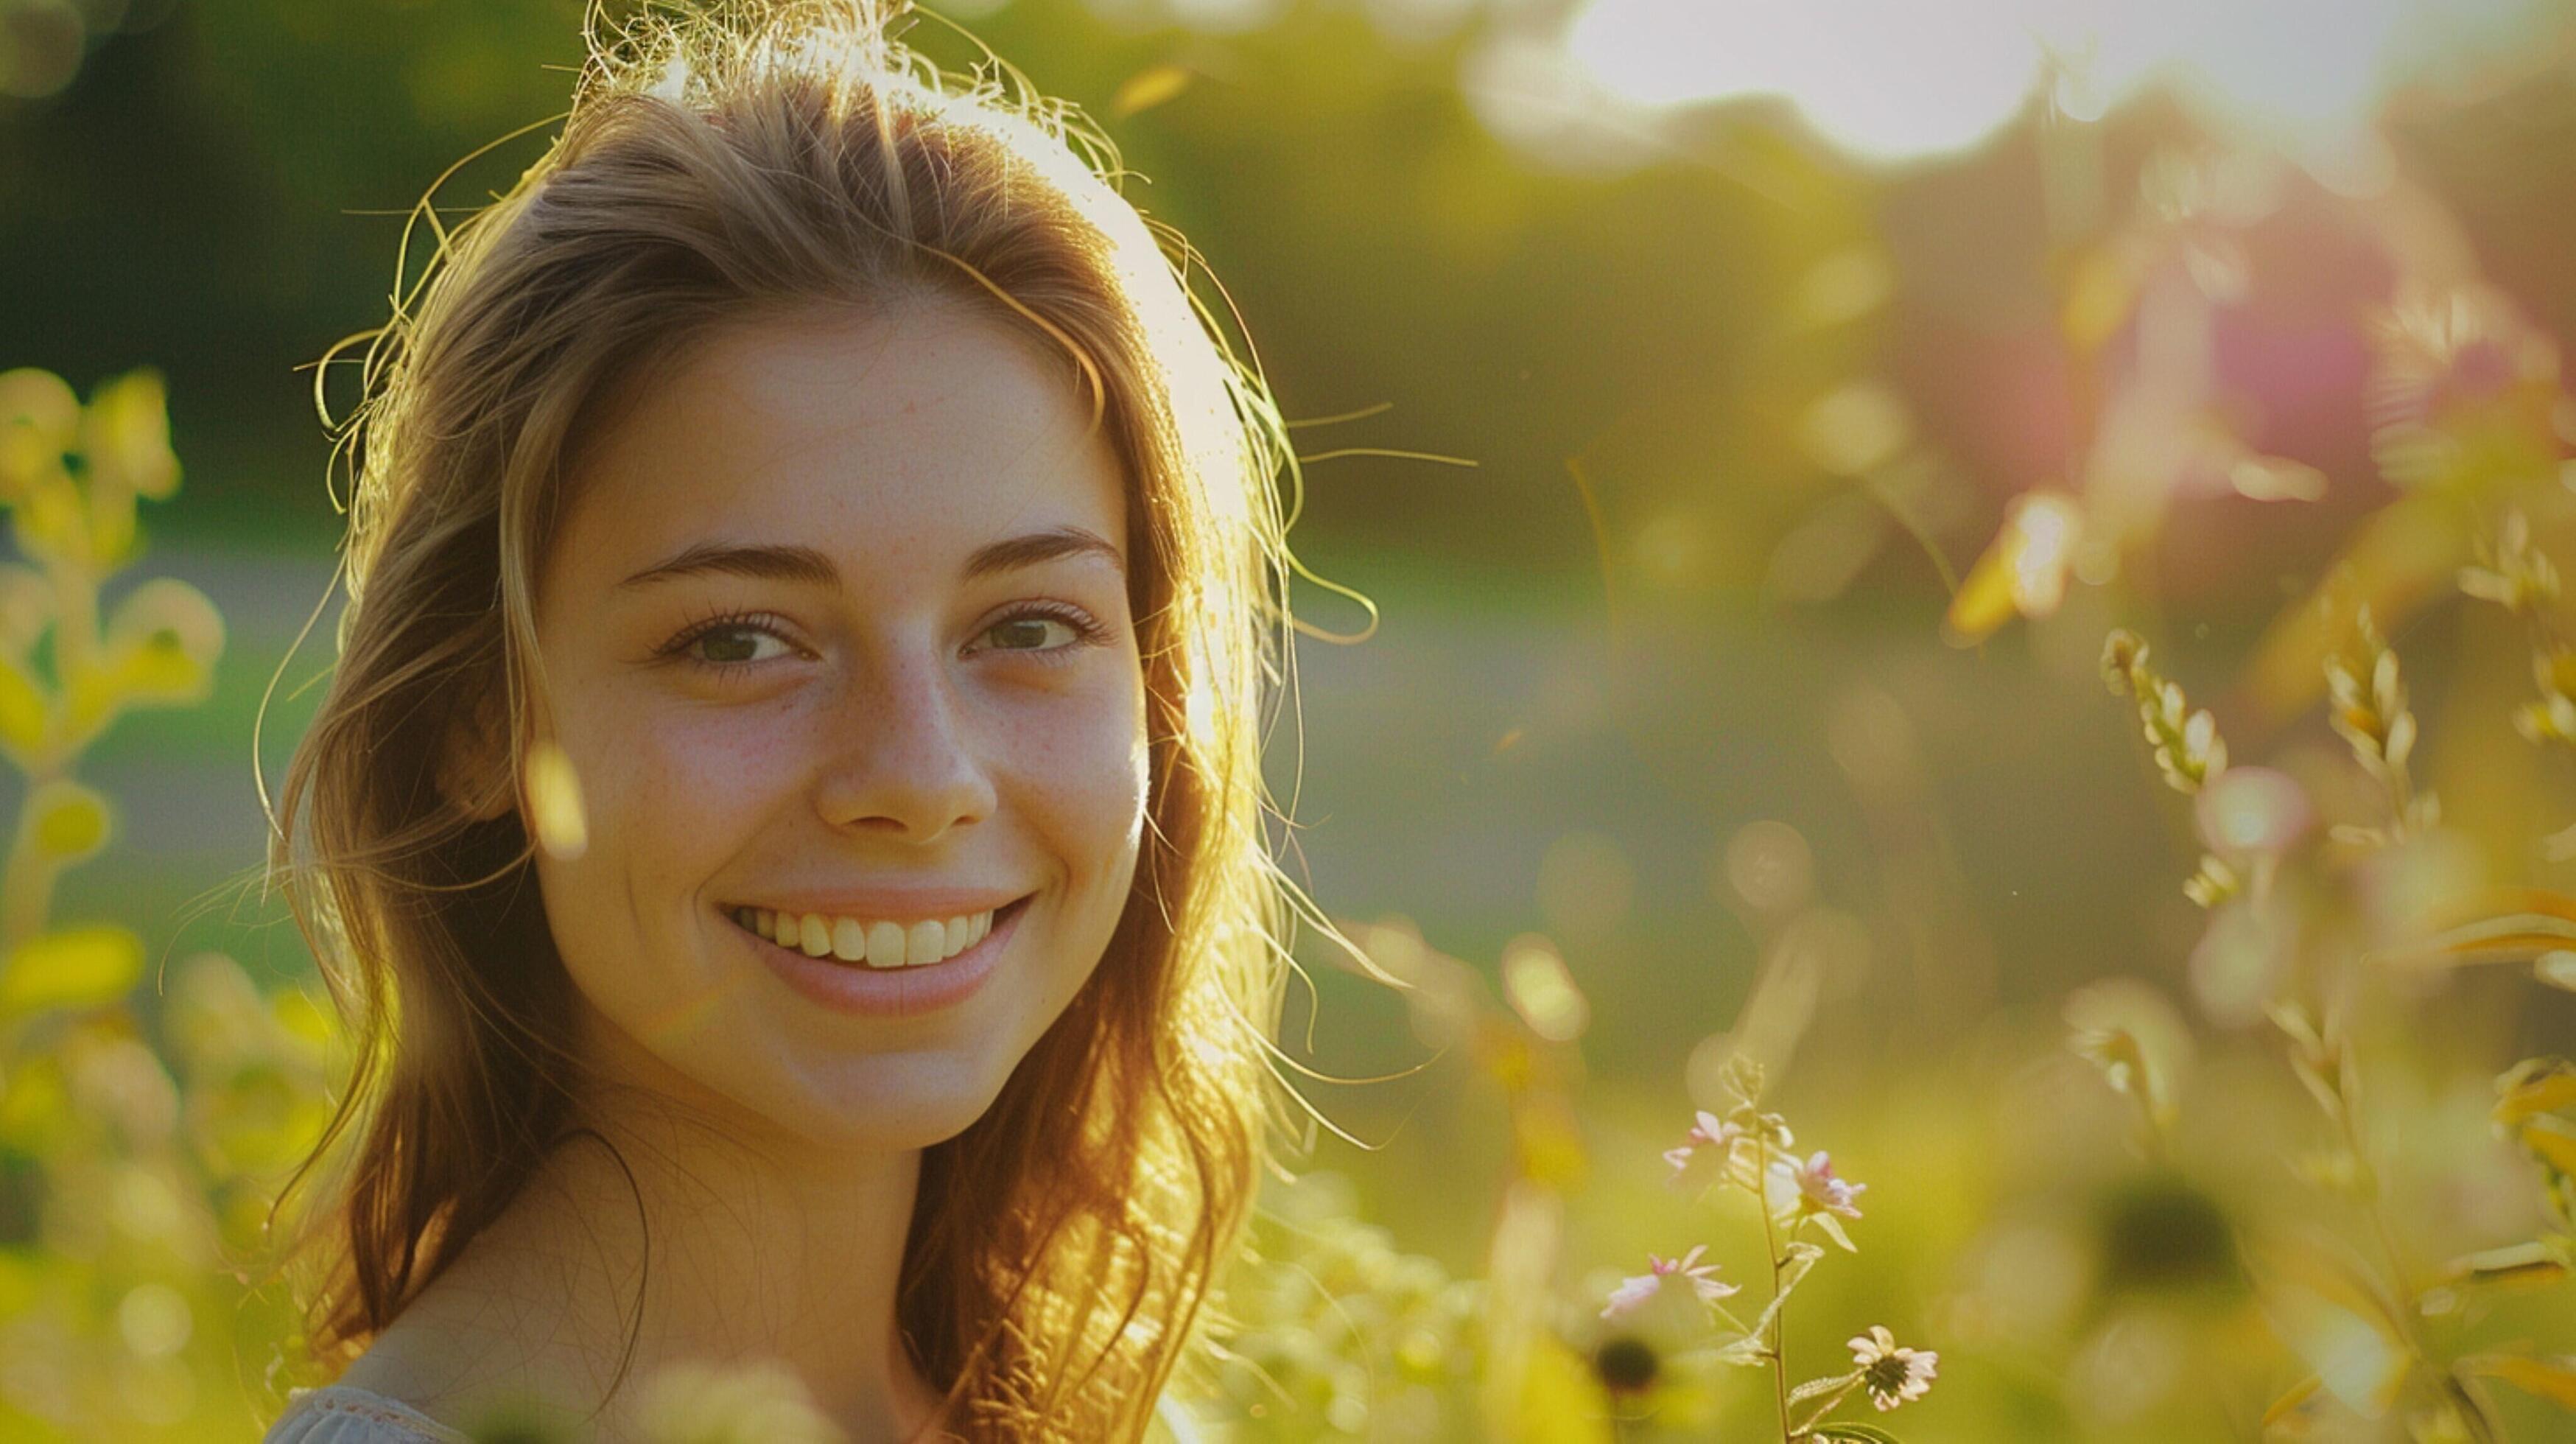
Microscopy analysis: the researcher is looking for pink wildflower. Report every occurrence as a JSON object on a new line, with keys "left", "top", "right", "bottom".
{"left": 1773, "top": 1150, "right": 1866, "bottom": 1220}
{"left": 1598, "top": 1244, "right": 1738, "bottom": 1322}
{"left": 1663, "top": 1110, "right": 1745, "bottom": 1181}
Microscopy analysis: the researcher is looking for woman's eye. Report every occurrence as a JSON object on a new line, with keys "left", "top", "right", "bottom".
{"left": 985, "top": 616, "right": 1077, "bottom": 652}
{"left": 684, "top": 622, "right": 793, "bottom": 666}
{"left": 978, "top": 607, "right": 1102, "bottom": 659}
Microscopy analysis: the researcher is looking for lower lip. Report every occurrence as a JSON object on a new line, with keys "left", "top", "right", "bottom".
{"left": 742, "top": 899, "right": 1029, "bottom": 1018}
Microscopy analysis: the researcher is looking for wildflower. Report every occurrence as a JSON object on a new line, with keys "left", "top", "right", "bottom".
{"left": 1662, "top": 1109, "right": 1744, "bottom": 1180}
{"left": 2326, "top": 610, "right": 2412, "bottom": 778}
{"left": 1774, "top": 1151, "right": 1866, "bottom": 1220}
{"left": 2101, "top": 628, "right": 2147, "bottom": 693}
{"left": 1599, "top": 1245, "right": 1738, "bottom": 1322}
{"left": 2516, "top": 661, "right": 2576, "bottom": 749}
{"left": 2065, "top": 978, "right": 2192, "bottom": 1149}
{"left": 2071, "top": 1023, "right": 2151, "bottom": 1099}
{"left": 1847, "top": 1325, "right": 1939, "bottom": 1410}
{"left": 2323, "top": 608, "right": 2438, "bottom": 839}
{"left": 2365, "top": 283, "right": 2563, "bottom": 493}
{"left": 2183, "top": 853, "right": 2240, "bottom": 908}
{"left": 2460, "top": 510, "right": 2560, "bottom": 618}
{"left": 2101, "top": 629, "right": 2226, "bottom": 794}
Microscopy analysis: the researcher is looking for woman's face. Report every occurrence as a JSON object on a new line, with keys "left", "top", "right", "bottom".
{"left": 526, "top": 299, "right": 1146, "bottom": 1152}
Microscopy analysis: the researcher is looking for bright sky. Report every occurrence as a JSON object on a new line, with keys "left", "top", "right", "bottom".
{"left": 1558, "top": 0, "right": 2545, "bottom": 161}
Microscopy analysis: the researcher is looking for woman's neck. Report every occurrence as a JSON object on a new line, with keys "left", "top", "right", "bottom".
{"left": 339, "top": 1052, "right": 945, "bottom": 1440}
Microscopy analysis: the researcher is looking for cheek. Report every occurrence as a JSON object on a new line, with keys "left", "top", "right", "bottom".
{"left": 1001, "top": 673, "right": 1151, "bottom": 869}
{"left": 624, "top": 709, "right": 807, "bottom": 820}
{"left": 544, "top": 699, "right": 810, "bottom": 914}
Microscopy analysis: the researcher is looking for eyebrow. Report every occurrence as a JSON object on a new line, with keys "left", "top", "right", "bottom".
{"left": 616, "top": 525, "right": 1127, "bottom": 590}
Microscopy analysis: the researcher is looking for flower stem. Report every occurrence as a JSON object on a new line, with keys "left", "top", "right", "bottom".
{"left": 2304, "top": 1010, "right": 2505, "bottom": 1443}
{"left": 1753, "top": 1132, "right": 1793, "bottom": 1443}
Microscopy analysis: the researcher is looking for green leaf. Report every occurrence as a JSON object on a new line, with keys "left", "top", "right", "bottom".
{"left": 1791, "top": 1370, "right": 1861, "bottom": 1404}
{"left": 1809, "top": 1211, "right": 1859, "bottom": 1253}
{"left": 1810, "top": 1425, "right": 1904, "bottom": 1443}
{"left": 0, "top": 925, "right": 142, "bottom": 1017}
{"left": 1740, "top": 1241, "right": 1825, "bottom": 1343}
{"left": 1709, "top": 1336, "right": 1772, "bottom": 1368}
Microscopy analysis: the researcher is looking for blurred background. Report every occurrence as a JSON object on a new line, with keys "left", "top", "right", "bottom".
{"left": 7, "top": 0, "right": 2576, "bottom": 1438}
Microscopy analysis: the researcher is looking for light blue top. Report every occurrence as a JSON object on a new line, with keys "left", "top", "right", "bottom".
{"left": 263, "top": 1386, "right": 474, "bottom": 1444}
{"left": 264, "top": 1376, "right": 1213, "bottom": 1440}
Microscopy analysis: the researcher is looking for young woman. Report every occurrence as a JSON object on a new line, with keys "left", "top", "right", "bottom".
{"left": 260, "top": 2, "right": 1315, "bottom": 1437}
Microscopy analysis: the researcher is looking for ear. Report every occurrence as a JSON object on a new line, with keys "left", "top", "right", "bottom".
{"left": 435, "top": 679, "right": 519, "bottom": 823}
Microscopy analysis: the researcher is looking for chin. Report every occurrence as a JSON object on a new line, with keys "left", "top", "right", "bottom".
{"left": 759, "top": 1042, "right": 1023, "bottom": 1153}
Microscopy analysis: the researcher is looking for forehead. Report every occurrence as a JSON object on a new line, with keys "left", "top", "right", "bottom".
{"left": 549, "top": 298, "right": 1126, "bottom": 586}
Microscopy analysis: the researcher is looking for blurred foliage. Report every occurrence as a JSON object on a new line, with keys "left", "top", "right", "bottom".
{"left": 0, "top": 365, "right": 337, "bottom": 1438}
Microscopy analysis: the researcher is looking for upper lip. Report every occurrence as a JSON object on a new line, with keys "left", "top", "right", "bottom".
{"left": 726, "top": 887, "right": 1033, "bottom": 919}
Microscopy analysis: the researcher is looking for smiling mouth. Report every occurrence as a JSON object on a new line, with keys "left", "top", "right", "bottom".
{"left": 727, "top": 896, "right": 1032, "bottom": 970}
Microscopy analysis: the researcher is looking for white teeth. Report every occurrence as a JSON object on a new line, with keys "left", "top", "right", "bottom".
{"left": 739, "top": 903, "right": 1003, "bottom": 967}
{"left": 907, "top": 919, "right": 944, "bottom": 966}
{"left": 866, "top": 919, "right": 907, "bottom": 968}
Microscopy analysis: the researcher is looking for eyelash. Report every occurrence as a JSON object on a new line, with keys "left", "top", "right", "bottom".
{"left": 656, "top": 603, "right": 1109, "bottom": 675}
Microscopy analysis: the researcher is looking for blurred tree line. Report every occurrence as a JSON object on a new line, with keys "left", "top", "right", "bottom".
{"left": 5, "top": 0, "right": 2572, "bottom": 619}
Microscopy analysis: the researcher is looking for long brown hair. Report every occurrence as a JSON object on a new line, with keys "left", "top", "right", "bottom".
{"left": 264, "top": 2, "right": 1321, "bottom": 1433}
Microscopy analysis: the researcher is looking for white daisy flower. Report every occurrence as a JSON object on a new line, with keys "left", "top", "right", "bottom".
{"left": 1847, "top": 1325, "right": 1937, "bottom": 1411}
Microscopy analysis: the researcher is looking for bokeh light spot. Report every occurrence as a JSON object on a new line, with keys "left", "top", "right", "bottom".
{"left": 1722, "top": 819, "right": 1814, "bottom": 916}
{"left": 0, "top": 0, "right": 86, "bottom": 99}
{"left": 115, "top": 1282, "right": 191, "bottom": 1359}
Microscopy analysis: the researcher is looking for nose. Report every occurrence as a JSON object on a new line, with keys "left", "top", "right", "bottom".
{"left": 810, "top": 647, "right": 996, "bottom": 843}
